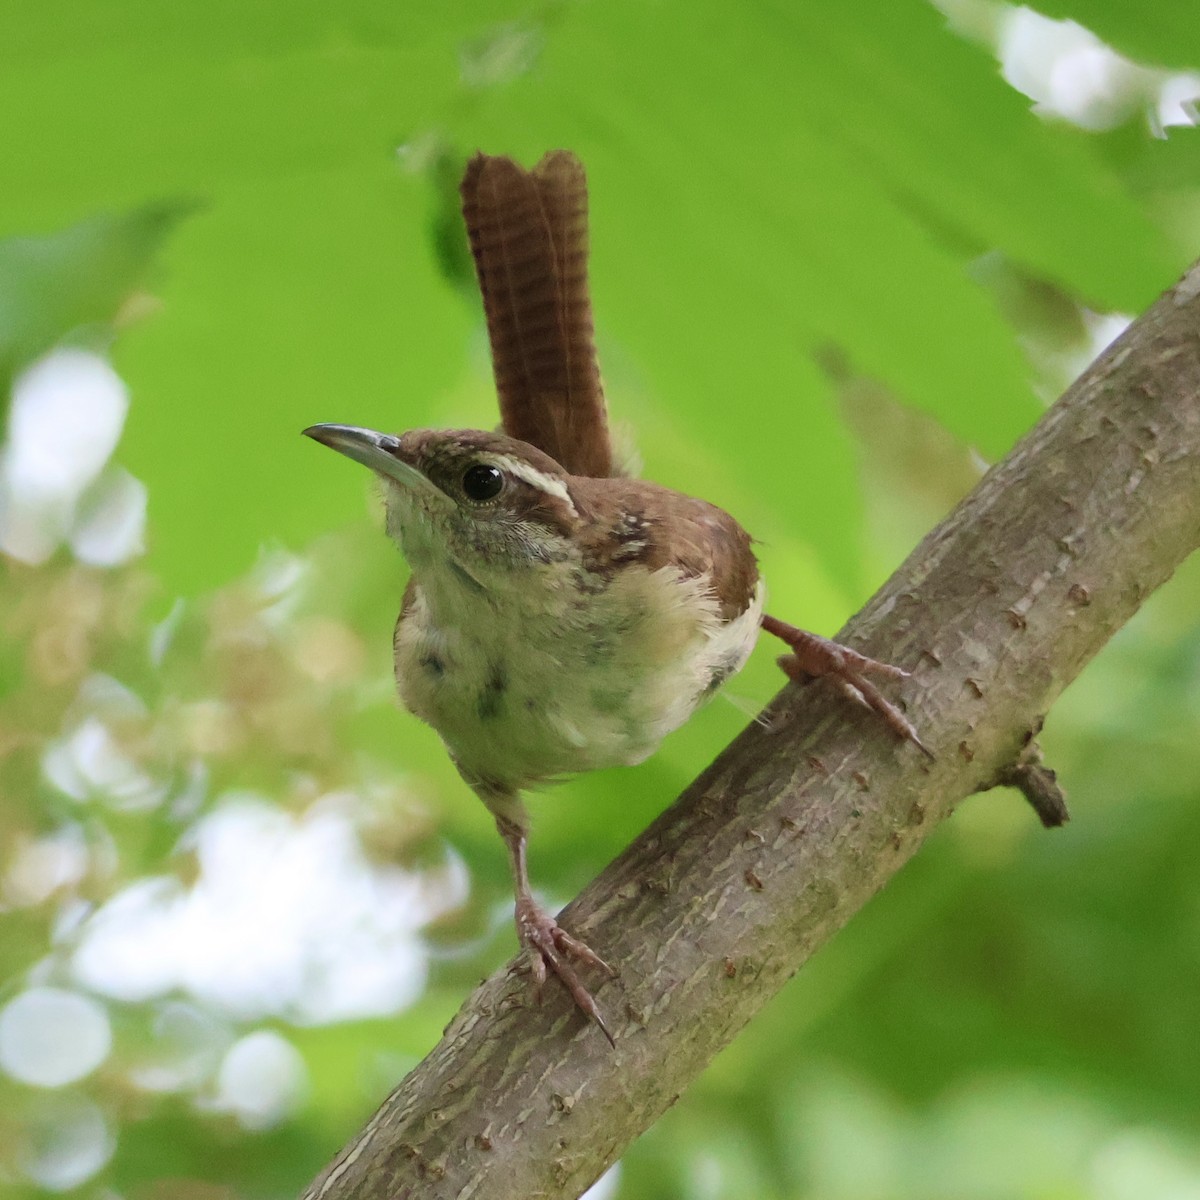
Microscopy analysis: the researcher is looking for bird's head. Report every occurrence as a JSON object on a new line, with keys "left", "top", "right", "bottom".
{"left": 303, "top": 424, "right": 584, "bottom": 581}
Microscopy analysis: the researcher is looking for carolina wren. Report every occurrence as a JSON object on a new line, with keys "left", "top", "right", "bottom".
{"left": 304, "top": 151, "right": 924, "bottom": 1044}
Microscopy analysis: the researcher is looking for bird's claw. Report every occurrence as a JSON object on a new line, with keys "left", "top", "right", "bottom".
{"left": 763, "top": 614, "right": 932, "bottom": 759}
{"left": 515, "top": 895, "right": 616, "bottom": 1046}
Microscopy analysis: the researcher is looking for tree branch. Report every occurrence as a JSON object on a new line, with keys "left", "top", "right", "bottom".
{"left": 302, "top": 261, "right": 1200, "bottom": 1200}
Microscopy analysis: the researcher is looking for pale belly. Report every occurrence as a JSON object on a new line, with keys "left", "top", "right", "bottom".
{"left": 393, "top": 567, "right": 763, "bottom": 791}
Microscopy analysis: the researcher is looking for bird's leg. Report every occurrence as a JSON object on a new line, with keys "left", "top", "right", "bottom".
{"left": 762, "top": 613, "right": 931, "bottom": 757}
{"left": 490, "top": 802, "right": 617, "bottom": 1045}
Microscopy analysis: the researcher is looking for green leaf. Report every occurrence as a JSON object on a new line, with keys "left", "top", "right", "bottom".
{"left": 4, "top": 0, "right": 1182, "bottom": 597}
{"left": 436, "top": 0, "right": 1180, "bottom": 586}
{"left": 0, "top": 202, "right": 192, "bottom": 397}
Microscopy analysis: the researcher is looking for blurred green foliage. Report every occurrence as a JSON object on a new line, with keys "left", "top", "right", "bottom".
{"left": 0, "top": 204, "right": 191, "bottom": 401}
{"left": 1, "top": 1, "right": 1199, "bottom": 1198}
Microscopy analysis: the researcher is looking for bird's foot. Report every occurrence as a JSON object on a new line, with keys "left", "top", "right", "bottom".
{"left": 515, "top": 893, "right": 616, "bottom": 1046}
{"left": 762, "top": 614, "right": 932, "bottom": 758}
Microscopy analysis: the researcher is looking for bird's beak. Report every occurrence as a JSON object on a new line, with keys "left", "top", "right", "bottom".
{"left": 303, "top": 424, "right": 448, "bottom": 506}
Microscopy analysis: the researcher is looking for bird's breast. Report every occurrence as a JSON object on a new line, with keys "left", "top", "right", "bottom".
{"left": 393, "top": 565, "right": 764, "bottom": 790}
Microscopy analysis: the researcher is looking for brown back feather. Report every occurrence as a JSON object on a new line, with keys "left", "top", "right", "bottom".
{"left": 572, "top": 478, "right": 759, "bottom": 621}
{"left": 460, "top": 151, "right": 613, "bottom": 479}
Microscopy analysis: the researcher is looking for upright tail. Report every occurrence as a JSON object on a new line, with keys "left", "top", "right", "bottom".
{"left": 460, "top": 151, "right": 613, "bottom": 479}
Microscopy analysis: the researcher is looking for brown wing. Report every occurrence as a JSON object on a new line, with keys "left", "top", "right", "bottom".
{"left": 460, "top": 151, "right": 612, "bottom": 478}
{"left": 574, "top": 478, "right": 760, "bottom": 622}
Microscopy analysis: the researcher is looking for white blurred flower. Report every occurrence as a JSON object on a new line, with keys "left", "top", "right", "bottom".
{"left": 69, "top": 466, "right": 147, "bottom": 566}
{"left": 72, "top": 795, "right": 469, "bottom": 1024}
{"left": 1158, "top": 73, "right": 1200, "bottom": 130}
{"left": 250, "top": 545, "right": 311, "bottom": 628}
{"left": 0, "top": 988, "right": 112, "bottom": 1087}
{"left": 43, "top": 714, "right": 166, "bottom": 811}
{"left": 212, "top": 1031, "right": 308, "bottom": 1130}
{"left": 128, "top": 1002, "right": 233, "bottom": 1094}
{"left": 5, "top": 349, "right": 126, "bottom": 499}
{"left": 16, "top": 1093, "right": 115, "bottom": 1191}
{"left": 989, "top": 6, "right": 1198, "bottom": 136}
{"left": 0, "top": 348, "right": 141, "bottom": 564}
{"left": 999, "top": 9, "right": 1150, "bottom": 131}
{"left": 3, "top": 826, "right": 90, "bottom": 907}
{"left": 42, "top": 674, "right": 167, "bottom": 812}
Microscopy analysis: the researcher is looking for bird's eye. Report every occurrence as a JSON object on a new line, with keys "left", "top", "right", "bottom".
{"left": 461, "top": 463, "right": 504, "bottom": 502}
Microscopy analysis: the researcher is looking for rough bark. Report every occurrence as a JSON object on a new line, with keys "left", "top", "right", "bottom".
{"left": 302, "top": 261, "right": 1200, "bottom": 1200}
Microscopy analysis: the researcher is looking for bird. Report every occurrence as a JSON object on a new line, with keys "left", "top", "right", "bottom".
{"left": 304, "top": 150, "right": 924, "bottom": 1045}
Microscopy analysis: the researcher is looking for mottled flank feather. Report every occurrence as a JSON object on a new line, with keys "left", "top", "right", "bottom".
{"left": 572, "top": 476, "right": 760, "bottom": 622}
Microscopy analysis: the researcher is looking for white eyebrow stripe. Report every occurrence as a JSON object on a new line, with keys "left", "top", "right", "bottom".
{"left": 490, "top": 454, "right": 578, "bottom": 516}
